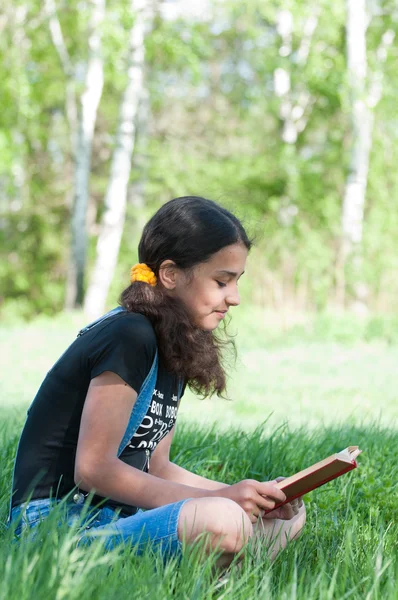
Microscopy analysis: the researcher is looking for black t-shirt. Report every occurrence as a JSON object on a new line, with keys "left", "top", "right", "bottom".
{"left": 11, "top": 310, "right": 183, "bottom": 515}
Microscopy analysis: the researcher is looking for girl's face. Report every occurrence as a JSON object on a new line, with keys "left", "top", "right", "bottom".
{"left": 173, "top": 243, "right": 248, "bottom": 331}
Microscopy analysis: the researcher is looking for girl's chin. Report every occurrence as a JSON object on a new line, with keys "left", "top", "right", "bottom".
{"left": 197, "top": 315, "right": 221, "bottom": 331}
{"left": 189, "top": 310, "right": 224, "bottom": 331}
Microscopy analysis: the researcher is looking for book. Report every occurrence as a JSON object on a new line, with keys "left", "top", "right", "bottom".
{"left": 268, "top": 446, "right": 362, "bottom": 511}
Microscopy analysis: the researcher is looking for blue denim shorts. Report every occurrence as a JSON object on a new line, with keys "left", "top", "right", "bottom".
{"left": 9, "top": 497, "right": 191, "bottom": 559}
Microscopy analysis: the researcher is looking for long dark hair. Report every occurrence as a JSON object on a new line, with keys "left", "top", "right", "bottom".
{"left": 120, "top": 196, "right": 252, "bottom": 397}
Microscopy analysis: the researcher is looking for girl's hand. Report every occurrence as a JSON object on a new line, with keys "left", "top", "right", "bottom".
{"left": 214, "top": 479, "right": 286, "bottom": 523}
{"left": 262, "top": 477, "right": 303, "bottom": 521}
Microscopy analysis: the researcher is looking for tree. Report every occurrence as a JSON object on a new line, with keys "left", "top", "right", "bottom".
{"left": 46, "top": 0, "right": 106, "bottom": 309}
{"left": 339, "top": 0, "right": 395, "bottom": 310}
{"left": 2, "top": 0, "right": 398, "bottom": 318}
{"left": 84, "top": 0, "right": 153, "bottom": 319}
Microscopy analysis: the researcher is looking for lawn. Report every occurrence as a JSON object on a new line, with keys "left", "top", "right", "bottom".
{"left": 0, "top": 309, "right": 397, "bottom": 599}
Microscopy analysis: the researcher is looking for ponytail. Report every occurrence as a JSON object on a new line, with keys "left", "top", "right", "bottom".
{"left": 120, "top": 196, "right": 251, "bottom": 398}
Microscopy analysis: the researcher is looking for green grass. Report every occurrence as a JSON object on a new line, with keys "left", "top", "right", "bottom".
{"left": 1, "top": 309, "right": 397, "bottom": 599}
{"left": 1, "top": 421, "right": 397, "bottom": 599}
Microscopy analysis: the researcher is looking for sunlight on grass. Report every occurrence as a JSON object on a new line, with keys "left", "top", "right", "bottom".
{"left": 1, "top": 309, "right": 397, "bottom": 433}
{"left": 1, "top": 421, "right": 397, "bottom": 600}
{"left": 179, "top": 340, "right": 398, "bottom": 431}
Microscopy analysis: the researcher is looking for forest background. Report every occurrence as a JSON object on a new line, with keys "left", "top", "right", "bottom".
{"left": 1, "top": 0, "right": 398, "bottom": 322}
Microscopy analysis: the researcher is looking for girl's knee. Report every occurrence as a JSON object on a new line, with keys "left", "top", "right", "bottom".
{"left": 214, "top": 498, "right": 253, "bottom": 553}
{"left": 178, "top": 497, "right": 252, "bottom": 553}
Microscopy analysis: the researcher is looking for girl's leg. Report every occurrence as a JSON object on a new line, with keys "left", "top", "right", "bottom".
{"left": 78, "top": 498, "right": 251, "bottom": 566}
{"left": 79, "top": 499, "right": 304, "bottom": 566}
{"left": 177, "top": 497, "right": 253, "bottom": 568}
{"left": 252, "top": 502, "right": 306, "bottom": 561}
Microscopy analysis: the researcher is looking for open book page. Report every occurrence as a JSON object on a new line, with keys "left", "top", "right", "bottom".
{"left": 272, "top": 446, "right": 362, "bottom": 507}
{"left": 337, "top": 446, "right": 362, "bottom": 461}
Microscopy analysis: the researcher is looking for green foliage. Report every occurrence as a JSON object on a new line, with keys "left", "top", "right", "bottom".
{"left": 1, "top": 0, "right": 398, "bottom": 317}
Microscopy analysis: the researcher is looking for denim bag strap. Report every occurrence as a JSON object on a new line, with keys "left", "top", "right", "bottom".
{"left": 117, "top": 350, "right": 158, "bottom": 456}
{"left": 77, "top": 305, "right": 126, "bottom": 336}
{"left": 76, "top": 306, "right": 159, "bottom": 456}
{"left": 177, "top": 378, "right": 184, "bottom": 400}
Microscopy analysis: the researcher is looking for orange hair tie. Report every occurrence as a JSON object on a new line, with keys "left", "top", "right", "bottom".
{"left": 130, "top": 263, "right": 157, "bottom": 286}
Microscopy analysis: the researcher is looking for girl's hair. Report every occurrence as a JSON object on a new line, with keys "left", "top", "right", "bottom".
{"left": 120, "top": 196, "right": 252, "bottom": 397}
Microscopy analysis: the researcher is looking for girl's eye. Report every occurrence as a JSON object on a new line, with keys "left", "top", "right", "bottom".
{"left": 216, "top": 280, "right": 227, "bottom": 288}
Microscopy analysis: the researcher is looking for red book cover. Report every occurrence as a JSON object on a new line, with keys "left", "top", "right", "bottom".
{"left": 268, "top": 446, "right": 362, "bottom": 510}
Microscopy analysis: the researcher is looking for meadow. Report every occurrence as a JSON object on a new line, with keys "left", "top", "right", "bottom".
{"left": 0, "top": 308, "right": 397, "bottom": 599}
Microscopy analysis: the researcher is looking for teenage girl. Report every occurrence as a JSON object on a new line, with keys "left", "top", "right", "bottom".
{"left": 8, "top": 196, "right": 305, "bottom": 566}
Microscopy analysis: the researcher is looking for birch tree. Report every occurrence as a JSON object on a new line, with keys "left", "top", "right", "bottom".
{"left": 273, "top": 6, "right": 318, "bottom": 218}
{"left": 46, "top": 0, "right": 106, "bottom": 309}
{"left": 45, "top": 0, "right": 78, "bottom": 162}
{"left": 274, "top": 9, "right": 318, "bottom": 146}
{"left": 1, "top": 5, "right": 29, "bottom": 213}
{"left": 127, "top": 85, "right": 152, "bottom": 235}
{"left": 84, "top": 0, "right": 153, "bottom": 319}
{"left": 340, "top": 0, "right": 394, "bottom": 309}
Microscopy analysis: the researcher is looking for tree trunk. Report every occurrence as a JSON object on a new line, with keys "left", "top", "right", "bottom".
{"left": 339, "top": 0, "right": 369, "bottom": 310}
{"left": 274, "top": 9, "right": 317, "bottom": 146}
{"left": 127, "top": 84, "right": 152, "bottom": 234}
{"left": 65, "top": 0, "right": 105, "bottom": 308}
{"left": 339, "top": 1, "right": 394, "bottom": 311}
{"left": 84, "top": 0, "right": 153, "bottom": 320}
{"left": 273, "top": 8, "right": 318, "bottom": 308}
{"left": 45, "top": 0, "right": 80, "bottom": 308}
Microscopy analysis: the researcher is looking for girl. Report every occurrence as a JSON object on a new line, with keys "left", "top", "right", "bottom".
{"left": 8, "top": 196, "right": 305, "bottom": 566}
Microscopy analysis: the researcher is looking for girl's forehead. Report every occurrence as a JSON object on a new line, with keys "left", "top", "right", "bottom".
{"left": 200, "top": 244, "right": 248, "bottom": 272}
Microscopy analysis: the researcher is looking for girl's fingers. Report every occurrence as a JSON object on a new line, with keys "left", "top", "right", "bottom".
{"left": 254, "top": 493, "right": 281, "bottom": 511}
{"left": 257, "top": 482, "right": 286, "bottom": 504}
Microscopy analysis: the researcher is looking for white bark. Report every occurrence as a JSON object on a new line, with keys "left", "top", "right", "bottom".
{"left": 45, "top": 0, "right": 73, "bottom": 76}
{"left": 274, "top": 9, "right": 318, "bottom": 145}
{"left": 45, "top": 0, "right": 78, "bottom": 156}
{"left": 273, "top": 7, "right": 318, "bottom": 235}
{"left": 342, "top": 0, "right": 368, "bottom": 256}
{"left": 84, "top": 0, "right": 153, "bottom": 319}
{"left": 342, "top": 3, "right": 394, "bottom": 257}
{"left": 341, "top": 1, "right": 394, "bottom": 309}
{"left": 128, "top": 84, "right": 151, "bottom": 234}
{"left": 67, "top": 0, "right": 105, "bottom": 307}
{"left": 3, "top": 7, "right": 29, "bottom": 212}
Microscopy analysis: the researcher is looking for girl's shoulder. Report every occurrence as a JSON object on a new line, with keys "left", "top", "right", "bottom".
{"left": 93, "top": 310, "right": 157, "bottom": 348}
{"left": 84, "top": 310, "right": 158, "bottom": 387}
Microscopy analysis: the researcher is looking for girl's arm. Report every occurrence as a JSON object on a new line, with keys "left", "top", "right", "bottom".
{"left": 75, "top": 372, "right": 217, "bottom": 509}
{"left": 75, "top": 372, "right": 285, "bottom": 516}
{"left": 149, "top": 426, "right": 229, "bottom": 490}
{"left": 150, "top": 423, "right": 303, "bottom": 521}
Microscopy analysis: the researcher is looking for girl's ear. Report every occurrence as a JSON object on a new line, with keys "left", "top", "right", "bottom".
{"left": 158, "top": 260, "right": 178, "bottom": 290}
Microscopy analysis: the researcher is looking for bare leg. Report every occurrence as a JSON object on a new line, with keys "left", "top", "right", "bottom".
{"left": 177, "top": 497, "right": 253, "bottom": 568}
{"left": 252, "top": 502, "right": 306, "bottom": 561}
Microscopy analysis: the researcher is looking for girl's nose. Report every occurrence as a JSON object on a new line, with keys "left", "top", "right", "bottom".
{"left": 227, "top": 287, "right": 240, "bottom": 307}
